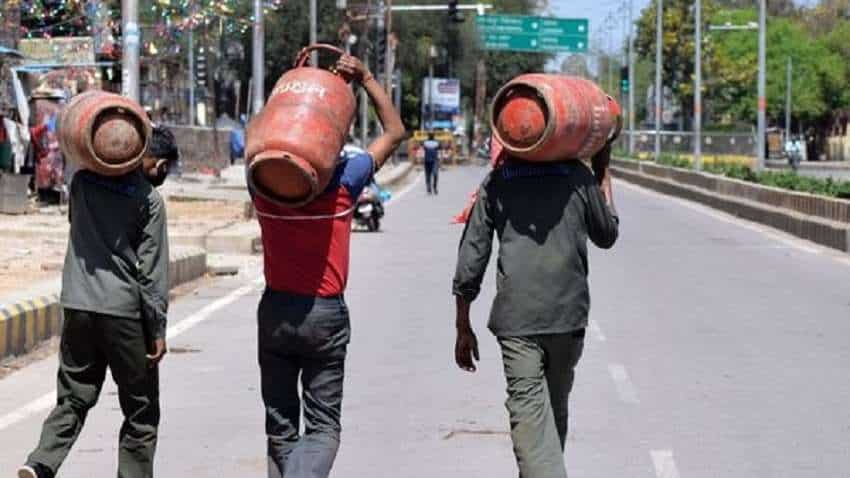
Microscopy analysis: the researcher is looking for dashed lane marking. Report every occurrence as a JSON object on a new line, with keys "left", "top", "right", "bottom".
{"left": 0, "top": 277, "right": 264, "bottom": 433}
{"left": 651, "top": 449, "right": 682, "bottom": 478}
{"left": 608, "top": 363, "right": 639, "bottom": 404}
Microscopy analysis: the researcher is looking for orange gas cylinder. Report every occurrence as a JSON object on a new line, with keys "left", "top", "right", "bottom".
{"left": 490, "top": 74, "right": 620, "bottom": 162}
{"left": 245, "top": 44, "right": 357, "bottom": 207}
{"left": 58, "top": 90, "right": 151, "bottom": 176}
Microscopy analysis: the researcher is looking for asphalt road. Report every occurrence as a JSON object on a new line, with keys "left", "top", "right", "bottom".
{"left": 1, "top": 165, "right": 849, "bottom": 477}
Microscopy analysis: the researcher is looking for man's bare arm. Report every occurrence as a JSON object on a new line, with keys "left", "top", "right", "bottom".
{"left": 335, "top": 55, "right": 405, "bottom": 170}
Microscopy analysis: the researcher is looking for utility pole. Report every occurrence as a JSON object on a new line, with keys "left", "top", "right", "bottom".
{"left": 310, "top": 0, "right": 318, "bottom": 65}
{"left": 629, "top": 0, "right": 635, "bottom": 156}
{"left": 188, "top": 27, "right": 195, "bottom": 125}
{"left": 756, "top": 0, "right": 766, "bottom": 170}
{"left": 252, "top": 0, "right": 264, "bottom": 115}
{"left": 694, "top": 0, "right": 702, "bottom": 170}
{"left": 121, "top": 0, "right": 141, "bottom": 102}
{"left": 428, "top": 44, "right": 437, "bottom": 130}
{"left": 654, "top": 0, "right": 663, "bottom": 161}
{"left": 385, "top": 0, "right": 394, "bottom": 94}
{"left": 360, "top": 54, "right": 369, "bottom": 146}
{"left": 785, "top": 57, "right": 792, "bottom": 139}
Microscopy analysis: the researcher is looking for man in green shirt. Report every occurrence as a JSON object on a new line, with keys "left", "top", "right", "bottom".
{"left": 18, "top": 126, "right": 179, "bottom": 478}
{"left": 452, "top": 141, "right": 619, "bottom": 478}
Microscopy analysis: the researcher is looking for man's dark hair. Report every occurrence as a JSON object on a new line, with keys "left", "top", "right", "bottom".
{"left": 148, "top": 125, "right": 179, "bottom": 164}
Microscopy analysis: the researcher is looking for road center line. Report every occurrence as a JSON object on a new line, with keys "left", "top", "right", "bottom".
{"left": 608, "top": 363, "right": 639, "bottom": 404}
{"left": 0, "top": 277, "right": 263, "bottom": 433}
{"left": 651, "top": 449, "right": 682, "bottom": 478}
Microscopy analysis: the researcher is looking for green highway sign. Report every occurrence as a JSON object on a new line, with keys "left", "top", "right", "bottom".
{"left": 476, "top": 14, "right": 588, "bottom": 53}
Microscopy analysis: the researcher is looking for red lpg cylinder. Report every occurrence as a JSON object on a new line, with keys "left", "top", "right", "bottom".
{"left": 58, "top": 90, "right": 151, "bottom": 176}
{"left": 245, "top": 44, "right": 357, "bottom": 207}
{"left": 490, "top": 74, "right": 621, "bottom": 162}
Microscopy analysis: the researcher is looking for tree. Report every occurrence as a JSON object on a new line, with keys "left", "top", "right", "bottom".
{"left": 635, "top": 0, "right": 720, "bottom": 129}
{"left": 707, "top": 9, "right": 844, "bottom": 127}
{"left": 387, "top": 0, "right": 549, "bottom": 129}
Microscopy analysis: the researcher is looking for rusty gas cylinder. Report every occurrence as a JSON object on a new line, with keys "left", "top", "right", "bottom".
{"left": 490, "top": 74, "right": 621, "bottom": 162}
{"left": 245, "top": 44, "right": 357, "bottom": 207}
{"left": 58, "top": 90, "right": 151, "bottom": 176}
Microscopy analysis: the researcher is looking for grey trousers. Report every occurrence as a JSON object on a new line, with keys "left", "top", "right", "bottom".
{"left": 258, "top": 289, "right": 351, "bottom": 478}
{"left": 498, "top": 330, "right": 585, "bottom": 478}
{"left": 27, "top": 309, "right": 160, "bottom": 478}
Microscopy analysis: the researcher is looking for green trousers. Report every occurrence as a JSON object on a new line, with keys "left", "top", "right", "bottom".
{"left": 498, "top": 330, "right": 585, "bottom": 478}
{"left": 27, "top": 309, "right": 160, "bottom": 478}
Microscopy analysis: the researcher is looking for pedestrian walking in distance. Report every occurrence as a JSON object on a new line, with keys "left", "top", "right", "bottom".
{"left": 452, "top": 140, "right": 619, "bottom": 477}
{"left": 250, "top": 54, "right": 404, "bottom": 478}
{"left": 422, "top": 131, "right": 441, "bottom": 195}
{"left": 18, "top": 125, "right": 180, "bottom": 478}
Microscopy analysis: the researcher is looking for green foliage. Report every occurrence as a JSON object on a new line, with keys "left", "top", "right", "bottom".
{"left": 633, "top": 1, "right": 850, "bottom": 131}
{"left": 657, "top": 156, "right": 850, "bottom": 199}
{"left": 655, "top": 153, "right": 691, "bottom": 169}
{"left": 392, "top": 0, "right": 549, "bottom": 128}
{"left": 708, "top": 10, "right": 844, "bottom": 124}
{"left": 635, "top": 0, "right": 720, "bottom": 126}
{"left": 233, "top": 1, "right": 343, "bottom": 100}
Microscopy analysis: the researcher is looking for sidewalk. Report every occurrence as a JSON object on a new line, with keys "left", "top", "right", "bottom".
{"left": 0, "top": 246, "right": 207, "bottom": 360}
{"left": 766, "top": 158, "right": 850, "bottom": 180}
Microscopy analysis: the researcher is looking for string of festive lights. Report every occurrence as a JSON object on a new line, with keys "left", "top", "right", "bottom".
{"left": 1, "top": 0, "right": 282, "bottom": 39}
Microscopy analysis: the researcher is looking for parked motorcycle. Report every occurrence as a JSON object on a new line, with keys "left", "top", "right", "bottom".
{"left": 353, "top": 182, "right": 387, "bottom": 232}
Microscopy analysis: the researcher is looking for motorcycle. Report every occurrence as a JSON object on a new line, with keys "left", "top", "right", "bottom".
{"left": 353, "top": 183, "right": 388, "bottom": 232}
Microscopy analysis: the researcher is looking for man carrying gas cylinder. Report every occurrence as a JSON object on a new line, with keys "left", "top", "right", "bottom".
{"left": 18, "top": 109, "right": 179, "bottom": 478}
{"left": 451, "top": 76, "right": 621, "bottom": 478}
{"left": 246, "top": 51, "right": 405, "bottom": 478}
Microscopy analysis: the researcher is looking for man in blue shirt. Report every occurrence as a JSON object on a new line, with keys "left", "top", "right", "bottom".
{"left": 422, "top": 131, "right": 441, "bottom": 195}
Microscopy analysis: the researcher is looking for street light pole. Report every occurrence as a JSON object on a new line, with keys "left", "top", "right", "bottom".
{"left": 785, "top": 57, "right": 792, "bottom": 138}
{"left": 629, "top": 0, "right": 635, "bottom": 156}
{"left": 694, "top": 0, "right": 702, "bottom": 170}
{"left": 252, "top": 0, "right": 265, "bottom": 115}
{"left": 428, "top": 46, "right": 435, "bottom": 130}
{"left": 310, "top": 0, "right": 318, "bottom": 65}
{"left": 756, "top": 0, "right": 766, "bottom": 170}
{"left": 654, "top": 0, "right": 663, "bottom": 161}
{"left": 121, "top": 0, "right": 141, "bottom": 102}
{"left": 385, "top": 0, "right": 394, "bottom": 94}
{"left": 188, "top": 27, "right": 195, "bottom": 125}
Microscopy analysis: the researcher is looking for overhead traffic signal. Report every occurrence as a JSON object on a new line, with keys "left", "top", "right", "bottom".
{"left": 620, "top": 65, "right": 629, "bottom": 94}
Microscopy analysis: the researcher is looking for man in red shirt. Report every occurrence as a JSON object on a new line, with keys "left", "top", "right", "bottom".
{"left": 251, "top": 54, "right": 405, "bottom": 478}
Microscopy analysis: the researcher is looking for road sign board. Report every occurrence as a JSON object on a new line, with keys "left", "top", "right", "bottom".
{"left": 476, "top": 14, "right": 588, "bottom": 53}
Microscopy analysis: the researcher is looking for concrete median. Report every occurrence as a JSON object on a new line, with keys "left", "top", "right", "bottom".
{"left": 0, "top": 247, "right": 208, "bottom": 361}
{"left": 612, "top": 159, "right": 850, "bottom": 253}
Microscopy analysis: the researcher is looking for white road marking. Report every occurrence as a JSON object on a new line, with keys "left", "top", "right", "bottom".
{"left": 616, "top": 179, "right": 825, "bottom": 255}
{"left": 651, "top": 449, "right": 682, "bottom": 478}
{"left": 166, "top": 277, "right": 264, "bottom": 339}
{"left": 608, "top": 363, "right": 639, "bottom": 404}
{"left": 385, "top": 171, "right": 424, "bottom": 208}
{"left": 589, "top": 320, "right": 606, "bottom": 342}
{"left": 0, "top": 277, "right": 264, "bottom": 432}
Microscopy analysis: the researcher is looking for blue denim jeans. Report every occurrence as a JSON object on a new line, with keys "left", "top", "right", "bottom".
{"left": 258, "top": 289, "right": 351, "bottom": 478}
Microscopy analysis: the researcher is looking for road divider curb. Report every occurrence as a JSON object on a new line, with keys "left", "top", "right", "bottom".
{"left": 376, "top": 161, "right": 415, "bottom": 189}
{"left": 612, "top": 159, "right": 850, "bottom": 253}
{"left": 0, "top": 247, "right": 208, "bottom": 361}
